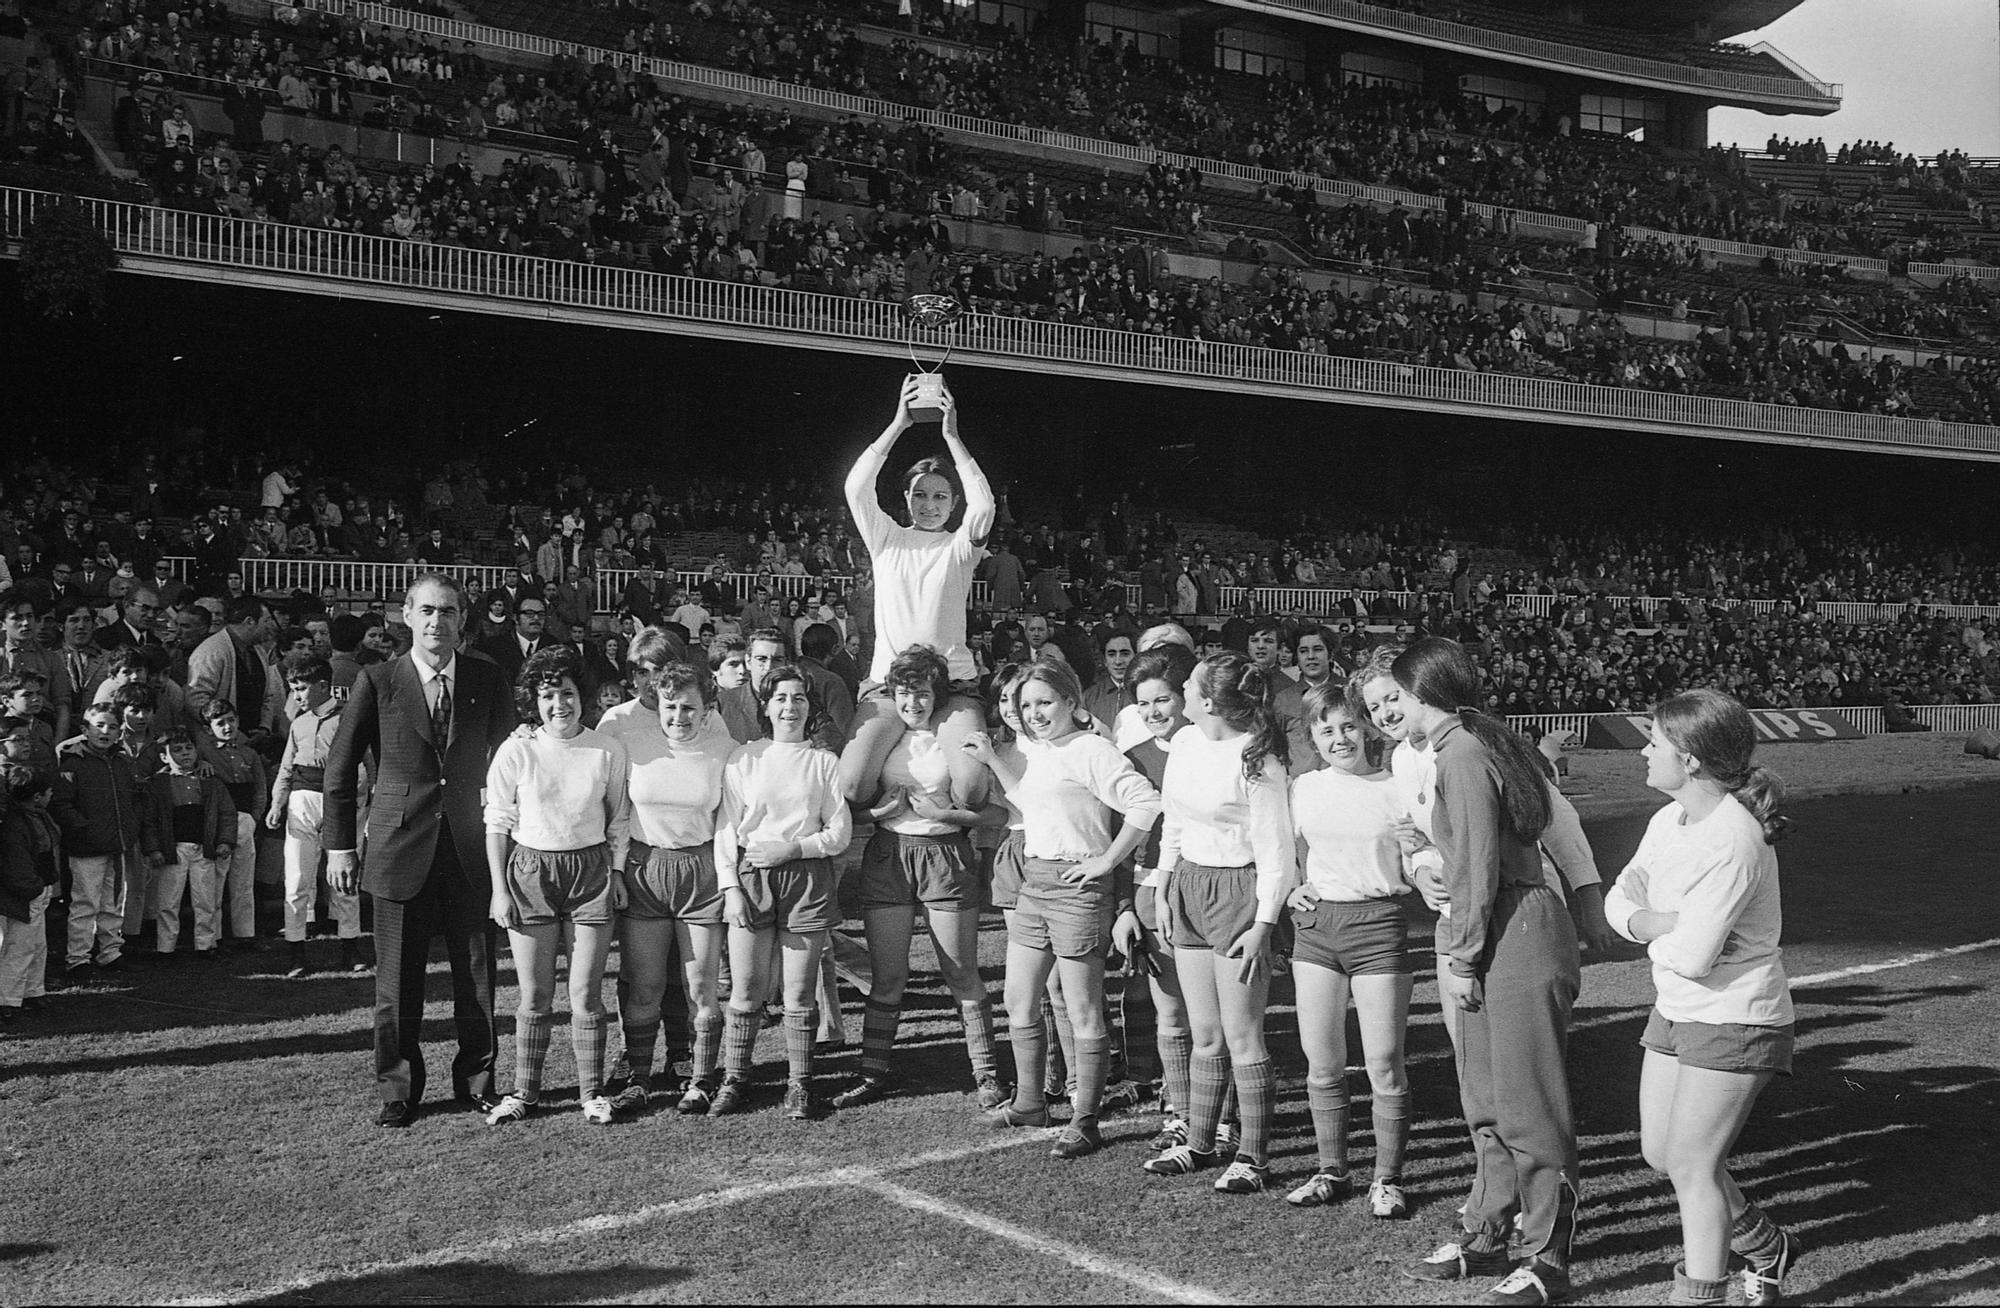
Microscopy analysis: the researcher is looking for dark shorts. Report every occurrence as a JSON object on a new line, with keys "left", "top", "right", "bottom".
{"left": 623, "top": 841, "right": 722, "bottom": 923}
{"left": 1009, "top": 858, "right": 1111, "bottom": 959}
{"left": 1166, "top": 860, "right": 1259, "bottom": 953}
{"left": 1641, "top": 1008, "right": 1795, "bottom": 1076}
{"left": 986, "top": 829, "right": 1027, "bottom": 910}
{"left": 858, "top": 828, "right": 978, "bottom": 911}
{"left": 737, "top": 858, "right": 836, "bottom": 935}
{"left": 1290, "top": 896, "right": 1412, "bottom": 977}
{"left": 506, "top": 843, "right": 613, "bottom": 926}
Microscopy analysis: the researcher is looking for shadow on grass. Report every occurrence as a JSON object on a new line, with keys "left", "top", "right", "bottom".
{"left": 239, "top": 1261, "right": 691, "bottom": 1304}
{"left": 0, "top": 1243, "right": 57, "bottom": 1261}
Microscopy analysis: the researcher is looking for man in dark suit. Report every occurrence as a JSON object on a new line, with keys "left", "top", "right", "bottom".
{"left": 325, "top": 574, "right": 515, "bottom": 1127}
{"left": 476, "top": 594, "right": 546, "bottom": 684}
{"left": 95, "top": 588, "right": 165, "bottom": 652}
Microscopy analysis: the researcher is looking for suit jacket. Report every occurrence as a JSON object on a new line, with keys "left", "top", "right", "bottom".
{"left": 323, "top": 651, "right": 515, "bottom": 902}
{"left": 95, "top": 619, "right": 161, "bottom": 652}
{"left": 476, "top": 631, "right": 542, "bottom": 685}
{"left": 185, "top": 629, "right": 284, "bottom": 736}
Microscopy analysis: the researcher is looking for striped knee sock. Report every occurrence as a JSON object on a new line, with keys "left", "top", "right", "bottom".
{"left": 513, "top": 1011, "right": 553, "bottom": 1101}
{"left": 621, "top": 1017, "right": 660, "bottom": 1087}
{"left": 860, "top": 997, "right": 901, "bottom": 1078}
{"left": 1187, "top": 1052, "right": 1231, "bottom": 1153}
{"left": 571, "top": 1010, "right": 608, "bottom": 1100}
{"left": 783, "top": 1008, "right": 816, "bottom": 1084}
{"left": 1157, "top": 1028, "right": 1192, "bottom": 1119}
{"left": 722, "top": 1005, "right": 760, "bottom": 1081}
{"left": 1221, "top": 1076, "right": 1240, "bottom": 1127}
{"left": 1120, "top": 974, "right": 1158, "bottom": 1087}
{"left": 959, "top": 998, "right": 998, "bottom": 1083}
{"left": 1072, "top": 1035, "right": 1109, "bottom": 1129}
{"left": 1307, "top": 1076, "right": 1351, "bottom": 1175}
{"left": 692, "top": 1011, "right": 724, "bottom": 1086}
{"left": 1008, "top": 1002, "right": 1048, "bottom": 1114}
{"left": 1730, "top": 1204, "right": 1786, "bottom": 1268}
{"left": 1234, "top": 1058, "right": 1276, "bottom": 1167}
{"left": 1043, "top": 991, "right": 1076, "bottom": 1096}
{"left": 1372, "top": 1089, "right": 1410, "bottom": 1180}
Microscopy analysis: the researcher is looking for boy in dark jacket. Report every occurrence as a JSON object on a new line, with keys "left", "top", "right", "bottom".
{"left": 143, "top": 729, "right": 238, "bottom": 958}
{"left": 0, "top": 764, "right": 60, "bottom": 1020}
{"left": 52, "top": 702, "right": 147, "bottom": 973}
{"left": 203, "top": 698, "right": 269, "bottom": 950}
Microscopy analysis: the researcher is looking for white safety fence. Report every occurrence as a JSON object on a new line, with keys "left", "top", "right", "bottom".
{"left": 4, "top": 186, "right": 1990, "bottom": 459}
{"left": 1508, "top": 703, "right": 2000, "bottom": 739}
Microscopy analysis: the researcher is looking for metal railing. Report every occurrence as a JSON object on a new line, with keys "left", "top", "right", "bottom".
{"left": 280, "top": 0, "right": 1877, "bottom": 275}
{"left": 8, "top": 185, "right": 1995, "bottom": 460}
{"left": 1507, "top": 703, "right": 2000, "bottom": 739}
{"left": 1204, "top": 0, "right": 1840, "bottom": 104}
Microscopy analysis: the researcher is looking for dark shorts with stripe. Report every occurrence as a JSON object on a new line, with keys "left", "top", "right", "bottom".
{"left": 1641, "top": 1008, "right": 1795, "bottom": 1076}
{"left": 506, "top": 843, "right": 614, "bottom": 926}
{"left": 1008, "top": 857, "right": 1111, "bottom": 959}
{"left": 858, "top": 828, "right": 978, "bottom": 911}
{"left": 986, "top": 829, "right": 1027, "bottom": 910}
{"left": 622, "top": 841, "right": 722, "bottom": 923}
{"left": 1289, "top": 896, "right": 1412, "bottom": 977}
{"left": 737, "top": 858, "right": 836, "bottom": 935}
{"left": 1166, "top": 860, "right": 1259, "bottom": 953}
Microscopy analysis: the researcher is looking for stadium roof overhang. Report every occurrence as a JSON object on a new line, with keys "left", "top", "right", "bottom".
{"left": 1194, "top": 0, "right": 1842, "bottom": 114}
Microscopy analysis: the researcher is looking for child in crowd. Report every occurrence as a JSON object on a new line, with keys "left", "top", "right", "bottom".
{"left": 0, "top": 764, "right": 61, "bottom": 1022}
{"left": 143, "top": 729, "right": 238, "bottom": 959}
{"left": 203, "top": 699, "right": 268, "bottom": 951}
{"left": 52, "top": 702, "right": 147, "bottom": 973}
{"left": 593, "top": 678, "right": 631, "bottom": 724}
{"left": 0, "top": 673, "right": 56, "bottom": 782}
{"left": 268, "top": 654, "right": 361, "bottom": 977}
{"left": 109, "top": 682, "right": 165, "bottom": 944}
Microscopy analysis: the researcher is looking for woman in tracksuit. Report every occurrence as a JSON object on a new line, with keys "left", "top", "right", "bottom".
{"left": 1393, "top": 637, "right": 1580, "bottom": 1308}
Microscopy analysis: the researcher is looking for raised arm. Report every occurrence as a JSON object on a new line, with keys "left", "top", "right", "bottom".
{"left": 844, "top": 378, "right": 919, "bottom": 544}
{"left": 937, "top": 387, "right": 994, "bottom": 545}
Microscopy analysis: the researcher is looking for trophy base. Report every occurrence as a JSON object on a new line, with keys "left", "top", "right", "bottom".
{"left": 907, "top": 371, "right": 947, "bottom": 423}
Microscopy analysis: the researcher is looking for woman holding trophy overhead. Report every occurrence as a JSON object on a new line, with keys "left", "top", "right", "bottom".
{"left": 837, "top": 308, "right": 994, "bottom": 814}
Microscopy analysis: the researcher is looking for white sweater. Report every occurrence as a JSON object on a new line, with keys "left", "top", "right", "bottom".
{"left": 483, "top": 726, "right": 630, "bottom": 854}
{"left": 846, "top": 439, "right": 994, "bottom": 684}
{"left": 621, "top": 728, "right": 731, "bottom": 863}
{"left": 1013, "top": 731, "right": 1161, "bottom": 862}
{"left": 713, "top": 739, "right": 853, "bottom": 891}
{"left": 1604, "top": 795, "right": 1792, "bottom": 1027}
{"left": 879, "top": 727, "right": 956, "bottom": 837}
{"left": 1158, "top": 726, "right": 1296, "bottom": 925}
{"left": 1290, "top": 767, "right": 1412, "bottom": 902}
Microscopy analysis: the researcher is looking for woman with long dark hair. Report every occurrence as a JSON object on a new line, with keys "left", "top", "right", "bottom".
{"left": 1142, "top": 650, "right": 1296, "bottom": 1196}
{"left": 1393, "top": 637, "right": 1580, "bottom": 1306}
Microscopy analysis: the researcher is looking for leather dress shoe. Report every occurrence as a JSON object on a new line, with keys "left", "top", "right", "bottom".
{"left": 376, "top": 1100, "right": 415, "bottom": 1128}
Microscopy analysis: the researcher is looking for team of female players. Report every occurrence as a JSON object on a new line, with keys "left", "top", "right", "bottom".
{"left": 475, "top": 378, "right": 1799, "bottom": 1308}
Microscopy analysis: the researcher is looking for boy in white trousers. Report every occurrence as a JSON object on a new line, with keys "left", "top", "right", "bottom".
{"left": 269, "top": 653, "right": 363, "bottom": 978}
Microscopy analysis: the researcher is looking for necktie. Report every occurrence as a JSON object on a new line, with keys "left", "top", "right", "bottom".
{"left": 432, "top": 673, "right": 452, "bottom": 748}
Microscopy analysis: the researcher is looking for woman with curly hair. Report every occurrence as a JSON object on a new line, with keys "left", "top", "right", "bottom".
{"left": 481, "top": 646, "right": 631, "bottom": 1127}
{"left": 832, "top": 643, "right": 1001, "bottom": 1112}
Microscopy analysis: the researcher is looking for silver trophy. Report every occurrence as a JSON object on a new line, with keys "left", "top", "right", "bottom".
{"left": 903, "top": 293, "right": 962, "bottom": 422}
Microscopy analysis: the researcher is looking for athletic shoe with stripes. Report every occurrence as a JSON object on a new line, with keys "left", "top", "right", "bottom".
{"left": 974, "top": 1074, "right": 1008, "bottom": 1110}
{"left": 1286, "top": 1171, "right": 1348, "bottom": 1207}
{"left": 579, "top": 1095, "right": 616, "bottom": 1125}
{"left": 484, "top": 1093, "right": 535, "bottom": 1126}
{"left": 831, "top": 1073, "right": 892, "bottom": 1110}
{"left": 1148, "top": 1116, "right": 1188, "bottom": 1150}
{"left": 1739, "top": 1229, "right": 1797, "bottom": 1307}
{"left": 1142, "top": 1143, "right": 1220, "bottom": 1176}
{"left": 1215, "top": 1121, "right": 1240, "bottom": 1155}
{"left": 676, "top": 1082, "right": 713, "bottom": 1116}
{"left": 1099, "top": 1079, "right": 1143, "bottom": 1114}
{"left": 1404, "top": 1243, "right": 1513, "bottom": 1283}
{"left": 1367, "top": 1178, "right": 1409, "bottom": 1219}
{"left": 1214, "top": 1158, "right": 1270, "bottom": 1194}
{"left": 989, "top": 1103, "right": 1051, "bottom": 1129}
{"left": 1481, "top": 1258, "right": 1571, "bottom": 1306}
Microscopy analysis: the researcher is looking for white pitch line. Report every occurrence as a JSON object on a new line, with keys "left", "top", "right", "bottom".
{"left": 169, "top": 1130, "right": 1062, "bottom": 1306}
{"left": 1789, "top": 935, "right": 2000, "bottom": 988}
{"left": 861, "top": 1177, "right": 1241, "bottom": 1306}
